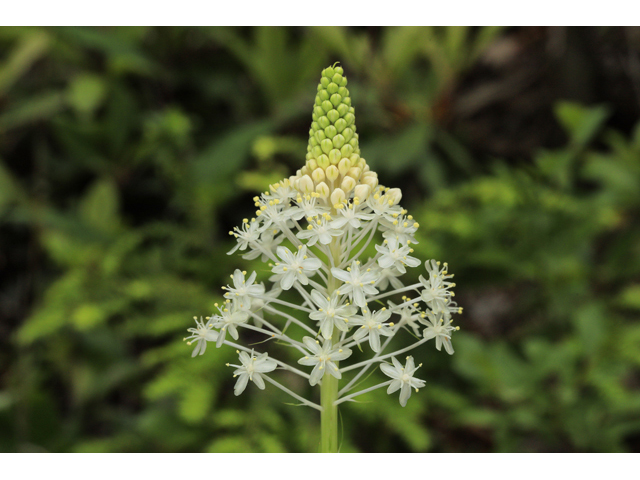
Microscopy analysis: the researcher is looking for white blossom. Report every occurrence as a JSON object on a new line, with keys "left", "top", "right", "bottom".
{"left": 298, "top": 337, "right": 352, "bottom": 386}
{"left": 331, "top": 261, "right": 378, "bottom": 308}
{"left": 350, "top": 307, "right": 394, "bottom": 352}
{"left": 420, "top": 310, "right": 458, "bottom": 355}
{"left": 271, "top": 245, "right": 322, "bottom": 290}
{"left": 380, "top": 214, "right": 419, "bottom": 245}
{"left": 227, "top": 218, "right": 262, "bottom": 255}
{"left": 380, "top": 356, "right": 426, "bottom": 407}
{"left": 209, "top": 301, "right": 249, "bottom": 347}
{"left": 375, "top": 236, "right": 421, "bottom": 274}
{"left": 223, "top": 269, "right": 265, "bottom": 305}
{"left": 184, "top": 316, "right": 219, "bottom": 357}
{"left": 296, "top": 215, "right": 343, "bottom": 246}
{"left": 309, "top": 290, "right": 358, "bottom": 339}
{"left": 228, "top": 350, "right": 277, "bottom": 396}
{"left": 330, "top": 201, "right": 374, "bottom": 229}
{"left": 419, "top": 259, "right": 456, "bottom": 313}
{"left": 242, "top": 229, "right": 283, "bottom": 262}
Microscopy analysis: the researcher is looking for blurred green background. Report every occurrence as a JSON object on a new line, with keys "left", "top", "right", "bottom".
{"left": 1, "top": 26, "right": 640, "bottom": 453}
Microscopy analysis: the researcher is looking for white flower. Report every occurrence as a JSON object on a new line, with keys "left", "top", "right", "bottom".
{"left": 296, "top": 215, "right": 343, "bottom": 246}
{"left": 419, "top": 260, "right": 456, "bottom": 313}
{"left": 380, "top": 214, "right": 419, "bottom": 245}
{"left": 209, "top": 301, "right": 250, "bottom": 347}
{"left": 388, "top": 299, "right": 422, "bottom": 337}
{"left": 331, "top": 261, "right": 379, "bottom": 308}
{"left": 380, "top": 356, "right": 426, "bottom": 407}
{"left": 350, "top": 307, "right": 393, "bottom": 352}
{"left": 288, "top": 193, "right": 329, "bottom": 221}
{"left": 242, "top": 229, "right": 283, "bottom": 262}
{"left": 227, "top": 218, "right": 262, "bottom": 255}
{"left": 420, "top": 310, "right": 458, "bottom": 355}
{"left": 298, "top": 337, "right": 352, "bottom": 386}
{"left": 372, "top": 264, "right": 404, "bottom": 290}
{"left": 309, "top": 290, "right": 358, "bottom": 339}
{"left": 184, "top": 316, "right": 219, "bottom": 357}
{"left": 228, "top": 350, "right": 277, "bottom": 396}
{"left": 367, "top": 187, "right": 403, "bottom": 219}
{"left": 254, "top": 194, "right": 290, "bottom": 230}
{"left": 223, "top": 269, "right": 265, "bottom": 305}
{"left": 330, "top": 201, "right": 374, "bottom": 230}
{"left": 271, "top": 245, "right": 322, "bottom": 290}
{"left": 375, "top": 236, "right": 421, "bottom": 274}
{"left": 266, "top": 178, "right": 297, "bottom": 203}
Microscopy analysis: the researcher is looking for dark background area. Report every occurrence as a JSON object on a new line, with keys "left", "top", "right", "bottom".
{"left": 1, "top": 26, "right": 639, "bottom": 452}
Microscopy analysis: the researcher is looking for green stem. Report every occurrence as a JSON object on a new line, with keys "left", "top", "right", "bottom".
{"left": 320, "top": 238, "right": 342, "bottom": 453}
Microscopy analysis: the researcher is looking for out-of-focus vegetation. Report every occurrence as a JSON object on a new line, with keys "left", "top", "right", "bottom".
{"left": 1, "top": 26, "right": 639, "bottom": 452}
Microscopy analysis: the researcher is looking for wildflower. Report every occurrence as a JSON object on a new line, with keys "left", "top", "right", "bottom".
{"left": 330, "top": 200, "right": 374, "bottom": 229}
{"left": 331, "top": 260, "right": 378, "bottom": 308}
{"left": 388, "top": 299, "right": 422, "bottom": 337}
{"left": 228, "top": 350, "right": 278, "bottom": 396}
{"left": 375, "top": 236, "right": 421, "bottom": 274}
{"left": 350, "top": 307, "right": 393, "bottom": 352}
{"left": 380, "top": 356, "right": 426, "bottom": 407}
{"left": 227, "top": 218, "right": 262, "bottom": 255}
{"left": 223, "top": 269, "right": 265, "bottom": 305}
{"left": 296, "top": 214, "right": 343, "bottom": 246}
{"left": 380, "top": 213, "right": 419, "bottom": 245}
{"left": 298, "top": 337, "right": 352, "bottom": 386}
{"left": 271, "top": 245, "right": 322, "bottom": 290}
{"left": 184, "top": 316, "right": 219, "bottom": 357}
{"left": 309, "top": 290, "right": 358, "bottom": 339}
{"left": 186, "top": 64, "right": 463, "bottom": 450}
{"left": 420, "top": 310, "right": 458, "bottom": 355}
{"left": 419, "top": 259, "right": 456, "bottom": 313}
{"left": 209, "top": 301, "right": 250, "bottom": 347}
{"left": 241, "top": 229, "right": 283, "bottom": 262}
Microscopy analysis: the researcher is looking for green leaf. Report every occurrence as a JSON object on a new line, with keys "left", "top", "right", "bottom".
{"left": 79, "top": 178, "right": 121, "bottom": 234}
{"left": 67, "top": 73, "right": 107, "bottom": 116}
{"left": 554, "top": 102, "right": 609, "bottom": 147}
{"left": 0, "top": 30, "right": 50, "bottom": 97}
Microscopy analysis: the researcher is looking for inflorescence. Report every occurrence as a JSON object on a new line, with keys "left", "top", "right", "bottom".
{"left": 184, "top": 63, "right": 462, "bottom": 410}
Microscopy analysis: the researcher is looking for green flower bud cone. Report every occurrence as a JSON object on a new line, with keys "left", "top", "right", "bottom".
{"left": 303, "top": 63, "right": 370, "bottom": 204}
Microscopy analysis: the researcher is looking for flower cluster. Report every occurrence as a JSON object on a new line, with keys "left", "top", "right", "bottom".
{"left": 185, "top": 64, "right": 462, "bottom": 412}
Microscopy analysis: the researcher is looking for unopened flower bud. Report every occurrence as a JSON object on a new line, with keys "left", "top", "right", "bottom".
{"left": 340, "top": 144, "right": 354, "bottom": 157}
{"left": 328, "top": 149, "right": 341, "bottom": 165}
{"left": 333, "top": 134, "right": 345, "bottom": 149}
{"left": 318, "top": 116, "right": 330, "bottom": 129}
{"left": 324, "top": 125, "right": 337, "bottom": 138}
{"left": 325, "top": 165, "right": 339, "bottom": 182}
{"left": 341, "top": 176, "right": 356, "bottom": 193}
{"left": 315, "top": 182, "right": 330, "bottom": 198}
{"left": 362, "top": 173, "right": 379, "bottom": 189}
{"left": 327, "top": 109, "right": 340, "bottom": 124}
{"left": 307, "top": 159, "right": 318, "bottom": 171}
{"left": 330, "top": 188, "right": 346, "bottom": 206}
{"left": 347, "top": 167, "right": 362, "bottom": 179}
{"left": 312, "top": 168, "right": 325, "bottom": 184}
{"left": 342, "top": 128, "right": 354, "bottom": 142}
{"left": 354, "top": 184, "right": 371, "bottom": 200}
{"left": 337, "top": 103, "right": 349, "bottom": 117}
{"left": 338, "top": 158, "right": 351, "bottom": 176}
{"left": 335, "top": 118, "right": 347, "bottom": 133}
{"left": 321, "top": 139, "right": 333, "bottom": 154}
{"left": 317, "top": 154, "right": 330, "bottom": 169}
{"left": 298, "top": 175, "right": 314, "bottom": 194}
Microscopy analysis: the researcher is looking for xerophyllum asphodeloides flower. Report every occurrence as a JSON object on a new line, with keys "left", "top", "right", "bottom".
{"left": 184, "top": 63, "right": 462, "bottom": 452}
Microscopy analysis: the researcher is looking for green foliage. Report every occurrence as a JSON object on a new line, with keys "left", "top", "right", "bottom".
{"left": 1, "top": 26, "right": 639, "bottom": 453}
